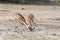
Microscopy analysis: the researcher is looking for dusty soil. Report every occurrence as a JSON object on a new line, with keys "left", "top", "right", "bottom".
{"left": 0, "top": 3, "right": 60, "bottom": 40}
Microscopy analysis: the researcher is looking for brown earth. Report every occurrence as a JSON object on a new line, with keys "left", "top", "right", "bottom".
{"left": 0, "top": 3, "right": 60, "bottom": 40}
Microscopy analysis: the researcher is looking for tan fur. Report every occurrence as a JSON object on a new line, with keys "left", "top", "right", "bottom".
{"left": 25, "top": 14, "right": 34, "bottom": 27}
{"left": 13, "top": 13, "right": 25, "bottom": 25}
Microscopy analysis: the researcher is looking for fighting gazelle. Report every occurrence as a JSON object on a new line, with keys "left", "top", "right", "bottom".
{"left": 14, "top": 13, "right": 25, "bottom": 25}
{"left": 24, "top": 14, "right": 35, "bottom": 31}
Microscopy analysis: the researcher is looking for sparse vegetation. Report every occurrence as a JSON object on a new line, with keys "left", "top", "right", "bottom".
{"left": 0, "top": 0, "right": 60, "bottom": 4}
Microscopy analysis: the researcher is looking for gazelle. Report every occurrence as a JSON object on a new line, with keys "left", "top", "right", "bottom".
{"left": 24, "top": 14, "right": 35, "bottom": 31}
{"left": 13, "top": 13, "right": 25, "bottom": 25}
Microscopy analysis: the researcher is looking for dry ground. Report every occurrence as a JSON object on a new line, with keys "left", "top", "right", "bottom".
{"left": 0, "top": 3, "right": 60, "bottom": 40}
